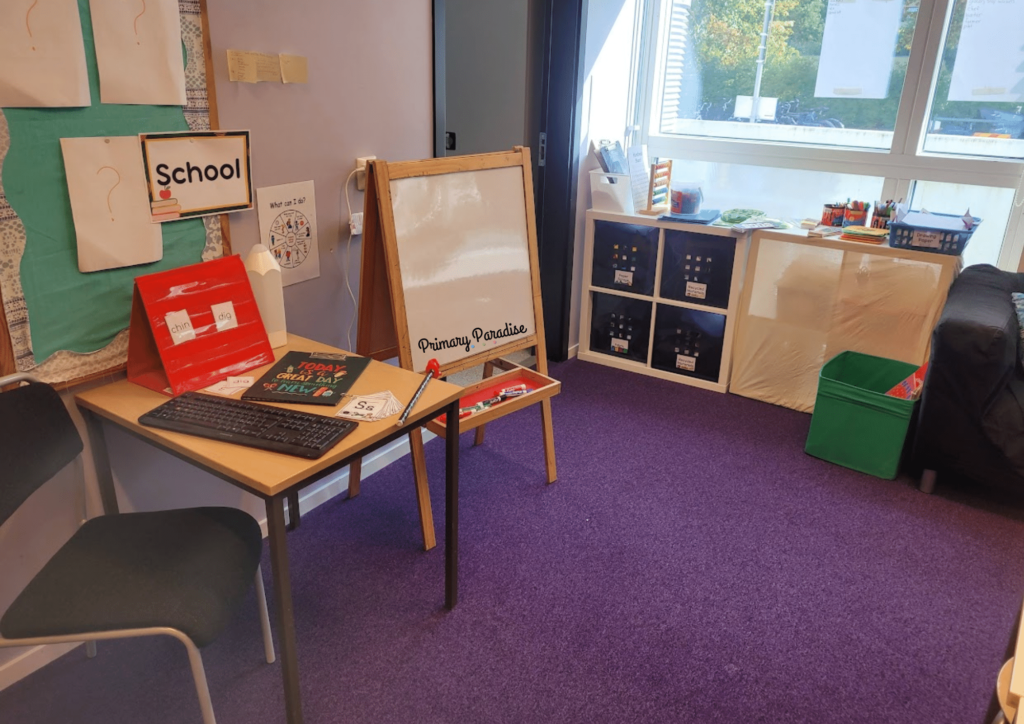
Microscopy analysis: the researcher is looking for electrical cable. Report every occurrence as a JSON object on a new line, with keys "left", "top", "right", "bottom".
{"left": 342, "top": 168, "right": 359, "bottom": 350}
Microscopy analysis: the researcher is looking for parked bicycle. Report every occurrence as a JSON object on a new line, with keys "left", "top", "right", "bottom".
{"left": 776, "top": 99, "right": 844, "bottom": 128}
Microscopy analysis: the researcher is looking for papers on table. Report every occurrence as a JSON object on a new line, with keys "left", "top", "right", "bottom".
{"left": 336, "top": 391, "right": 403, "bottom": 422}
{"left": 205, "top": 376, "right": 255, "bottom": 396}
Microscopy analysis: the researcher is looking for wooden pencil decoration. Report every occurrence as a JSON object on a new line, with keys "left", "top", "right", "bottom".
{"left": 639, "top": 160, "right": 672, "bottom": 215}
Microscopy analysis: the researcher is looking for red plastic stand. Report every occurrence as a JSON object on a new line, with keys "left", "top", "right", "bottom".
{"left": 127, "top": 255, "right": 274, "bottom": 395}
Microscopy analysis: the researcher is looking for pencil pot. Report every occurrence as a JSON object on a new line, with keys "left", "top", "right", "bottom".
{"left": 842, "top": 204, "right": 870, "bottom": 227}
{"left": 805, "top": 351, "right": 919, "bottom": 480}
{"left": 821, "top": 204, "right": 845, "bottom": 227}
{"left": 870, "top": 214, "right": 891, "bottom": 230}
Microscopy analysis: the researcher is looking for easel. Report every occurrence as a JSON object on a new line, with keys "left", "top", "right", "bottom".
{"left": 353, "top": 147, "right": 558, "bottom": 551}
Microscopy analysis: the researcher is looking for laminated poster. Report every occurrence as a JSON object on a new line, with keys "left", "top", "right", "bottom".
{"left": 139, "top": 130, "right": 253, "bottom": 222}
{"left": 0, "top": 0, "right": 90, "bottom": 108}
{"left": 256, "top": 181, "right": 321, "bottom": 287}
{"left": 60, "top": 136, "right": 163, "bottom": 272}
{"left": 89, "top": 0, "right": 187, "bottom": 106}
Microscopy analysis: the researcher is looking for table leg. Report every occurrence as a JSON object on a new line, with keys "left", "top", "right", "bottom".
{"left": 348, "top": 457, "right": 362, "bottom": 499}
{"left": 287, "top": 490, "right": 301, "bottom": 530}
{"left": 266, "top": 496, "right": 304, "bottom": 724}
{"left": 445, "top": 400, "right": 459, "bottom": 609}
{"left": 81, "top": 409, "right": 120, "bottom": 515}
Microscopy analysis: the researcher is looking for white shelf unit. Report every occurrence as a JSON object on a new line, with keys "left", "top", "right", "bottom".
{"left": 579, "top": 210, "right": 748, "bottom": 393}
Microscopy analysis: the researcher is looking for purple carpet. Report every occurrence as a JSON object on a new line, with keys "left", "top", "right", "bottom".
{"left": 3, "top": 359, "right": 1024, "bottom": 723}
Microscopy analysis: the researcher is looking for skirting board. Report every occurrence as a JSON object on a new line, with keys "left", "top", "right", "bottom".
{"left": 0, "top": 432, "right": 432, "bottom": 692}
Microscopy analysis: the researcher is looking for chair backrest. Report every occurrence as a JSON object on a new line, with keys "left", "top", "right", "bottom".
{"left": 0, "top": 382, "right": 83, "bottom": 526}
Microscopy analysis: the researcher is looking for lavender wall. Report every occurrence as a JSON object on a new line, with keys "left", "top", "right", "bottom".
{"left": 205, "top": 0, "right": 433, "bottom": 348}
{"left": 0, "top": 0, "right": 434, "bottom": 688}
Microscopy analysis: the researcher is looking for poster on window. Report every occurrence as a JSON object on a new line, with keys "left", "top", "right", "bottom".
{"left": 814, "top": 0, "right": 904, "bottom": 100}
{"left": 948, "top": 0, "right": 1024, "bottom": 103}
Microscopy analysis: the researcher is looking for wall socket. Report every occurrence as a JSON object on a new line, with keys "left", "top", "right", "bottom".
{"left": 355, "top": 156, "right": 376, "bottom": 191}
{"left": 349, "top": 212, "right": 364, "bottom": 236}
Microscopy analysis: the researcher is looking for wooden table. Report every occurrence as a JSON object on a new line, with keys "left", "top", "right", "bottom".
{"left": 75, "top": 334, "right": 463, "bottom": 724}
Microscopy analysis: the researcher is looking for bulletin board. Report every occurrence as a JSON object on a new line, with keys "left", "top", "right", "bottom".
{"left": 0, "top": 0, "right": 229, "bottom": 386}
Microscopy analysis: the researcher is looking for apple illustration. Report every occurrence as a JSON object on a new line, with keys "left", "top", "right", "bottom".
{"left": 159, "top": 186, "right": 171, "bottom": 200}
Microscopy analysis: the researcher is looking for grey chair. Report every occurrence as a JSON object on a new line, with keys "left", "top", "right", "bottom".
{"left": 0, "top": 374, "right": 276, "bottom": 724}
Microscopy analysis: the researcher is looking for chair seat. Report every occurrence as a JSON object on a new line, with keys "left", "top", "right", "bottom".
{"left": 1, "top": 507, "right": 262, "bottom": 648}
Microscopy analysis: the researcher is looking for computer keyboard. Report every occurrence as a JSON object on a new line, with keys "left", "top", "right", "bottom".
{"left": 139, "top": 391, "right": 358, "bottom": 459}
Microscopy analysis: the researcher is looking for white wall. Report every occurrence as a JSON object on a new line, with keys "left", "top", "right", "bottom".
{"left": 445, "top": 0, "right": 529, "bottom": 155}
{"left": 568, "top": 0, "right": 640, "bottom": 351}
{"left": 0, "top": 0, "right": 433, "bottom": 689}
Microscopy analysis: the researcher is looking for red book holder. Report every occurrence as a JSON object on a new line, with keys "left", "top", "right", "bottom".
{"left": 127, "top": 255, "right": 274, "bottom": 395}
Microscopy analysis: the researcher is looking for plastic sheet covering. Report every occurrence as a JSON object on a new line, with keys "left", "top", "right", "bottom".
{"left": 730, "top": 237, "right": 958, "bottom": 412}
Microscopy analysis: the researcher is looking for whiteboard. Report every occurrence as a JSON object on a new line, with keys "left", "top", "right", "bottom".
{"left": 389, "top": 165, "right": 537, "bottom": 371}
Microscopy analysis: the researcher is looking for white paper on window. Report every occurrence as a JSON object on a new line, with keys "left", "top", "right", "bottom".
{"left": 0, "top": 0, "right": 90, "bottom": 108}
{"left": 814, "top": 0, "right": 904, "bottom": 100}
{"left": 948, "top": 0, "right": 1024, "bottom": 103}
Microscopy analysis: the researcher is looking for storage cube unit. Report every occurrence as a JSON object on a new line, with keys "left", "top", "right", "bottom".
{"left": 588, "top": 292, "right": 653, "bottom": 364}
{"left": 579, "top": 210, "right": 748, "bottom": 393}
{"left": 660, "top": 229, "right": 736, "bottom": 309}
{"left": 591, "top": 220, "right": 659, "bottom": 296}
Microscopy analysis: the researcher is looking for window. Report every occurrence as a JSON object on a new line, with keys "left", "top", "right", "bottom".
{"left": 637, "top": 0, "right": 1024, "bottom": 269}
{"left": 922, "top": 0, "right": 1024, "bottom": 160}
{"left": 655, "top": 0, "right": 918, "bottom": 149}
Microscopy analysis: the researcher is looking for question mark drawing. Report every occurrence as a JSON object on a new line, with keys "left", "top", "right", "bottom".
{"left": 26, "top": 0, "right": 39, "bottom": 51}
{"left": 134, "top": 0, "right": 146, "bottom": 45}
{"left": 96, "top": 166, "right": 121, "bottom": 222}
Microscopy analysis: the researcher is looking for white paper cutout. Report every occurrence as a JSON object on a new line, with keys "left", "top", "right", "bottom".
{"left": 0, "top": 0, "right": 90, "bottom": 108}
{"left": 89, "top": 0, "right": 186, "bottom": 106}
{"left": 211, "top": 301, "right": 238, "bottom": 331}
{"left": 164, "top": 309, "right": 195, "bottom": 344}
{"left": 60, "top": 136, "right": 163, "bottom": 272}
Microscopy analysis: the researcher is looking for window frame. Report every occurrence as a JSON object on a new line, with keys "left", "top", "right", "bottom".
{"left": 634, "top": 0, "right": 1024, "bottom": 270}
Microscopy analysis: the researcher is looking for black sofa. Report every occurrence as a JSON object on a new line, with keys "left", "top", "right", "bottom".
{"left": 913, "top": 264, "right": 1024, "bottom": 494}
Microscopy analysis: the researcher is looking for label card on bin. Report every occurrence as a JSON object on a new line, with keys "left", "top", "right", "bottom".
{"left": 127, "top": 255, "right": 274, "bottom": 395}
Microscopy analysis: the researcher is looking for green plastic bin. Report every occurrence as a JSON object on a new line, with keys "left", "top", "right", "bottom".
{"left": 804, "top": 351, "right": 919, "bottom": 479}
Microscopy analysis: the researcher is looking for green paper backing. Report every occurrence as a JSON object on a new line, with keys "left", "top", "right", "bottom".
{"left": 2, "top": 0, "right": 206, "bottom": 363}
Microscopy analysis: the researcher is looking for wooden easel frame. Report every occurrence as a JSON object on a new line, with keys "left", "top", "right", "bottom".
{"left": 354, "top": 147, "right": 558, "bottom": 550}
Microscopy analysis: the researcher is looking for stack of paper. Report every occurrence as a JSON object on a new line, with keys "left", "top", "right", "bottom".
{"left": 336, "top": 391, "right": 403, "bottom": 422}
{"left": 839, "top": 226, "right": 889, "bottom": 244}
